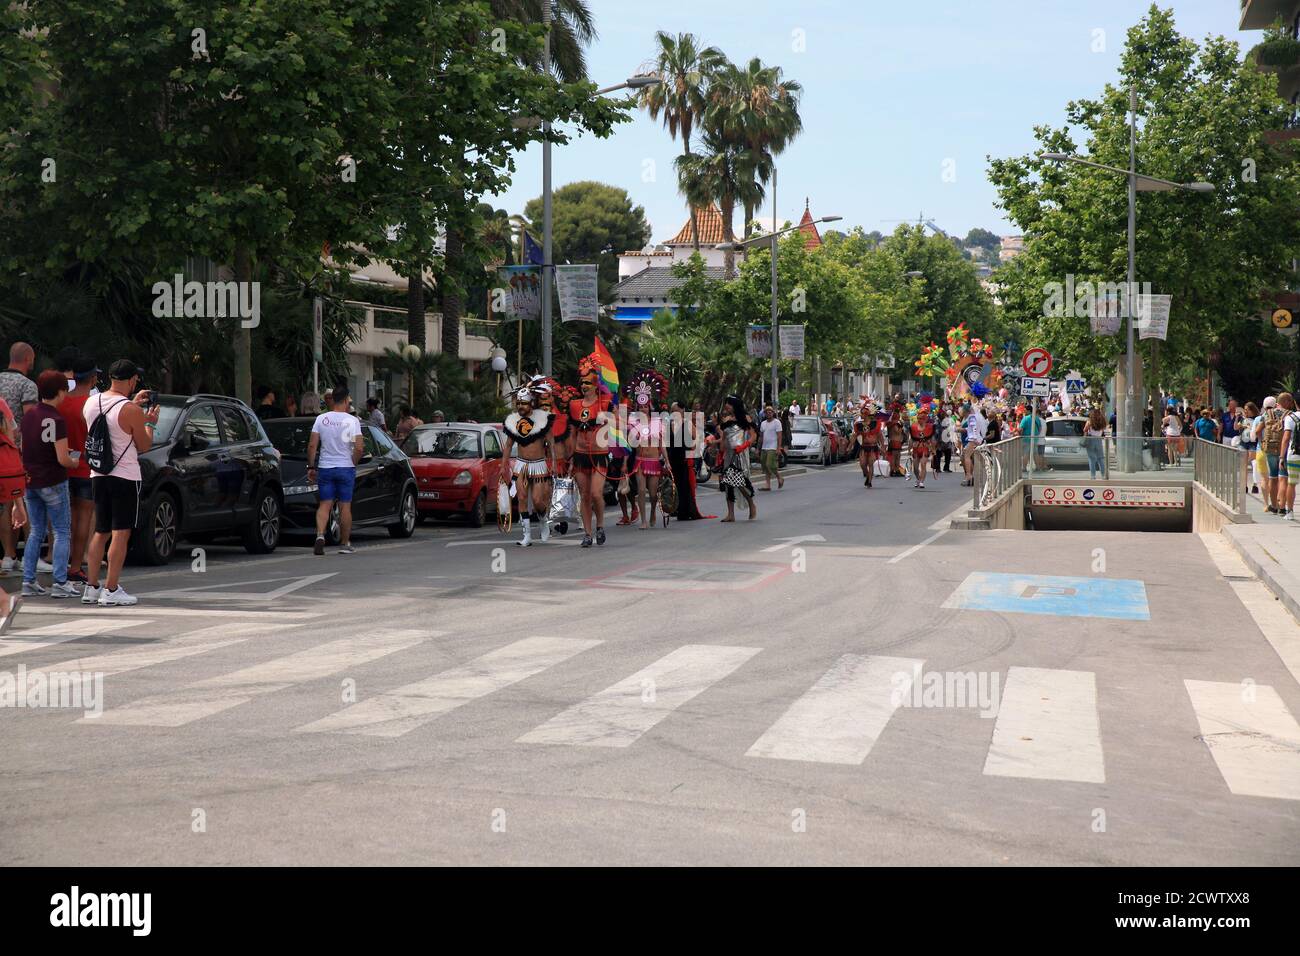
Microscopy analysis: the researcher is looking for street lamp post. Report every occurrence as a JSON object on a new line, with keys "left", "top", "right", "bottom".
{"left": 720, "top": 215, "right": 842, "bottom": 411}
{"left": 1040, "top": 88, "right": 1213, "bottom": 471}
{"left": 537, "top": 32, "right": 660, "bottom": 375}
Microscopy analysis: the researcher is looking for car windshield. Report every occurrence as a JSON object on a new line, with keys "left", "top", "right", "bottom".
{"left": 792, "top": 418, "right": 821, "bottom": 434}
{"left": 1046, "top": 420, "right": 1085, "bottom": 438}
{"left": 262, "top": 420, "right": 314, "bottom": 458}
{"left": 404, "top": 429, "right": 482, "bottom": 458}
{"left": 152, "top": 404, "right": 184, "bottom": 442}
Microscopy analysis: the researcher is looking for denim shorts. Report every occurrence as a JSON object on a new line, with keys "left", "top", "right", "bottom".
{"left": 1267, "top": 453, "right": 1282, "bottom": 479}
{"left": 68, "top": 476, "right": 93, "bottom": 500}
{"left": 317, "top": 466, "right": 356, "bottom": 503}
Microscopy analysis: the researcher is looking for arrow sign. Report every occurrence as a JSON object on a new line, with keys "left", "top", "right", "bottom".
{"left": 760, "top": 534, "right": 826, "bottom": 553}
{"left": 1022, "top": 347, "right": 1052, "bottom": 377}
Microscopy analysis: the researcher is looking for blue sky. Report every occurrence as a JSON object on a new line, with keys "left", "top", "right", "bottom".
{"left": 488, "top": 1, "right": 1246, "bottom": 244}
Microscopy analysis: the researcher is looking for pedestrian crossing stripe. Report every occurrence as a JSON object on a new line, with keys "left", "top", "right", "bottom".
{"left": 2, "top": 623, "right": 1291, "bottom": 800}
{"left": 0, "top": 619, "right": 151, "bottom": 658}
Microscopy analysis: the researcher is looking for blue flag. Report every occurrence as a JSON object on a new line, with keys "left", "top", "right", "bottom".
{"left": 524, "top": 232, "right": 544, "bottom": 266}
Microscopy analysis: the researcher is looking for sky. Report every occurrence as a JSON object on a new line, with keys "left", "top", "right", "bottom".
{"left": 487, "top": 0, "right": 1246, "bottom": 246}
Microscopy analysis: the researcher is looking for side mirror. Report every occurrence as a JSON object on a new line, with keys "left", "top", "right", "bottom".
{"left": 359, "top": 453, "right": 374, "bottom": 465}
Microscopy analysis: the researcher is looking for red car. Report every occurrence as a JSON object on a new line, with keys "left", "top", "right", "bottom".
{"left": 402, "top": 423, "right": 505, "bottom": 526}
{"left": 820, "top": 418, "right": 845, "bottom": 463}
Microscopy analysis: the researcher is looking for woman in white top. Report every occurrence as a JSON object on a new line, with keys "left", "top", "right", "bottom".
{"left": 1162, "top": 406, "right": 1183, "bottom": 465}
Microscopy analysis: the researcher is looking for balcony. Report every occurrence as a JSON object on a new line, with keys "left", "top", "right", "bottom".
{"left": 1252, "top": 34, "right": 1300, "bottom": 71}
{"left": 1241, "top": 0, "right": 1299, "bottom": 31}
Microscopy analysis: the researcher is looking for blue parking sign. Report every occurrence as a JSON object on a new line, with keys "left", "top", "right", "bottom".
{"left": 942, "top": 572, "right": 1150, "bottom": 620}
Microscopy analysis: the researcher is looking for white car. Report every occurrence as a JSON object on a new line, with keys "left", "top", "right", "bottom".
{"left": 1039, "top": 416, "right": 1090, "bottom": 468}
{"left": 785, "top": 416, "right": 832, "bottom": 466}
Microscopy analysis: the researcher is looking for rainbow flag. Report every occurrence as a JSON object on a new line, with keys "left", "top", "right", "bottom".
{"left": 592, "top": 336, "right": 630, "bottom": 451}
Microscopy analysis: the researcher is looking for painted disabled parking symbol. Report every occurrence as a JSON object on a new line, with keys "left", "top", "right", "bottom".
{"left": 942, "top": 572, "right": 1149, "bottom": 620}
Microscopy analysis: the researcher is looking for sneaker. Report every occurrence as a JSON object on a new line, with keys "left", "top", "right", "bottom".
{"left": 338, "top": 545, "right": 356, "bottom": 554}
{"left": 21, "top": 580, "right": 48, "bottom": 597}
{"left": 98, "top": 586, "right": 138, "bottom": 606}
{"left": 50, "top": 581, "right": 78, "bottom": 599}
{"left": 0, "top": 594, "right": 21, "bottom": 635}
{"left": 1285, "top": 511, "right": 1295, "bottom": 521}
{"left": 314, "top": 536, "right": 325, "bottom": 556}
{"left": 81, "top": 585, "right": 101, "bottom": 605}
{"left": 595, "top": 527, "right": 606, "bottom": 546}
{"left": 36, "top": 559, "right": 54, "bottom": 574}
{"left": 580, "top": 534, "right": 593, "bottom": 548}
{"left": 67, "top": 569, "right": 89, "bottom": 587}
{"left": 917, "top": 482, "right": 925, "bottom": 489}
{"left": 0, "top": 556, "right": 13, "bottom": 577}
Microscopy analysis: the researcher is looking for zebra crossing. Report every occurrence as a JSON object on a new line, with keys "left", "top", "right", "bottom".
{"left": 2, "top": 616, "right": 1298, "bottom": 800}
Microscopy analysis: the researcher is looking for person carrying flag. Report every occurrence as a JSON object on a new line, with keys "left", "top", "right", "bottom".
{"left": 567, "top": 352, "right": 613, "bottom": 547}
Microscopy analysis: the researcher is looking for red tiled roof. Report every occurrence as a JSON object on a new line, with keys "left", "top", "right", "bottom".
{"left": 666, "top": 205, "right": 727, "bottom": 246}
{"left": 797, "top": 200, "right": 821, "bottom": 250}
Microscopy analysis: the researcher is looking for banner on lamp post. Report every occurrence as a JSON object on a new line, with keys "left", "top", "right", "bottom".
{"left": 1089, "top": 290, "right": 1122, "bottom": 336}
{"left": 556, "top": 264, "right": 599, "bottom": 323}
{"left": 496, "top": 265, "right": 542, "bottom": 321}
{"left": 1137, "top": 294, "right": 1171, "bottom": 341}
{"left": 746, "top": 325, "right": 772, "bottom": 358}
{"left": 778, "top": 324, "right": 806, "bottom": 360}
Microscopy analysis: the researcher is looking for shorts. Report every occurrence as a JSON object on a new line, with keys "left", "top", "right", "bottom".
{"left": 760, "top": 449, "right": 779, "bottom": 475}
{"left": 318, "top": 466, "right": 356, "bottom": 503}
{"left": 68, "top": 476, "right": 93, "bottom": 501}
{"left": 92, "top": 475, "right": 141, "bottom": 532}
{"left": 638, "top": 457, "right": 663, "bottom": 477}
{"left": 1289, "top": 460, "right": 1300, "bottom": 486}
{"left": 1267, "top": 453, "right": 1282, "bottom": 479}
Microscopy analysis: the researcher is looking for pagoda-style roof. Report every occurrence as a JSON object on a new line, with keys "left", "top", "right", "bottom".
{"left": 665, "top": 205, "right": 727, "bottom": 246}
{"left": 797, "top": 199, "right": 822, "bottom": 250}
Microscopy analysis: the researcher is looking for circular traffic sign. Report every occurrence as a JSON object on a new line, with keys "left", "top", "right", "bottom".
{"left": 1043, "top": 487, "right": 1056, "bottom": 500}
{"left": 1273, "top": 308, "right": 1293, "bottom": 329}
{"left": 1022, "top": 347, "right": 1053, "bottom": 377}
{"left": 1063, "top": 487, "right": 1076, "bottom": 500}
{"left": 1083, "top": 488, "right": 1095, "bottom": 501}
{"left": 1102, "top": 488, "right": 1115, "bottom": 501}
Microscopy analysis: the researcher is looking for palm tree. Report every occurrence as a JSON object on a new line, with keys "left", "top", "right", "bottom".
{"left": 489, "top": 0, "right": 597, "bottom": 82}
{"left": 675, "top": 128, "right": 763, "bottom": 278}
{"left": 706, "top": 57, "right": 803, "bottom": 238}
{"left": 640, "top": 32, "right": 725, "bottom": 252}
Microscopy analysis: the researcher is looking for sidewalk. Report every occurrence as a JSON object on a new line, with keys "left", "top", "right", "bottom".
{"left": 1222, "top": 486, "right": 1300, "bottom": 623}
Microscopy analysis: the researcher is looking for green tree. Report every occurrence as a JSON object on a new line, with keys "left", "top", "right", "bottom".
{"left": 639, "top": 31, "right": 725, "bottom": 253}
{"left": 675, "top": 128, "right": 762, "bottom": 278}
{"left": 987, "top": 4, "right": 1300, "bottom": 402}
{"left": 879, "top": 225, "right": 999, "bottom": 350}
{"left": 523, "top": 181, "right": 650, "bottom": 301}
{"left": 964, "top": 227, "right": 1000, "bottom": 251}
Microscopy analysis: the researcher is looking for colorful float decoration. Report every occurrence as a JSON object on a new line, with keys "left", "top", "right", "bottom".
{"left": 913, "top": 324, "right": 1003, "bottom": 401}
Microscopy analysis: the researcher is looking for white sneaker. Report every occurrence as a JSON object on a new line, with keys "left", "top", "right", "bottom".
{"left": 81, "top": 585, "right": 101, "bottom": 605}
{"left": 0, "top": 556, "right": 13, "bottom": 576}
{"left": 21, "top": 580, "right": 48, "bottom": 597}
{"left": 49, "top": 581, "right": 78, "bottom": 599}
{"left": 98, "top": 586, "right": 138, "bottom": 607}
{"left": 1285, "top": 512, "right": 1295, "bottom": 522}
{"left": 0, "top": 594, "right": 20, "bottom": 635}
{"left": 539, "top": 519, "right": 550, "bottom": 543}
{"left": 516, "top": 517, "right": 532, "bottom": 547}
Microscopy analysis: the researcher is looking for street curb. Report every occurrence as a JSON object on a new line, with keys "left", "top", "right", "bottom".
{"left": 1222, "top": 523, "right": 1300, "bottom": 625}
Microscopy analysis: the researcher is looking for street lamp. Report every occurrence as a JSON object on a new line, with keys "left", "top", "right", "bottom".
{"left": 538, "top": 17, "right": 662, "bottom": 376}
{"left": 1039, "top": 92, "right": 1214, "bottom": 470}
{"left": 719, "top": 214, "right": 843, "bottom": 408}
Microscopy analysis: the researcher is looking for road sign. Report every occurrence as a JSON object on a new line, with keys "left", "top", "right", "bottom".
{"left": 1065, "top": 374, "right": 1087, "bottom": 394}
{"left": 1022, "top": 347, "right": 1052, "bottom": 377}
{"left": 1030, "top": 485, "right": 1185, "bottom": 508}
{"left": 1020, "top": 376, "right": 1050, "bottom": 397}
{"left": 1273, "top": 308, "right": 1293, "bottom": 329}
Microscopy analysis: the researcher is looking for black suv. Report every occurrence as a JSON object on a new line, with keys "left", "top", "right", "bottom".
{"left": 129, "top": 394, "right": 284, "bottom": 564}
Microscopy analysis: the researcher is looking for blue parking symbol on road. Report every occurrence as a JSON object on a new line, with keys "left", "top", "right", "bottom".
{"left": 942, "top": 572, "right": 1150, "bottom": 620}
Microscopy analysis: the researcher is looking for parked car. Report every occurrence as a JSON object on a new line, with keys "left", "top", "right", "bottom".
{"left": 830, "top": 417, "right": 855, "bottom": 461}
{"left": 263, "top": 417, "right": 417, "bottom": 543}
{"left": 1040, "top": 415, "right": 1090, "bottom": 469}
{"left": 785, "top": 416, "right": 832, "bottom": 466}
{"left": 402, "top": 423, "right": 506, "bottom": 526}
{"left": 820, "top": 418, "right": 848, "bottom": 463}
{"left": 130, "top": 393, "right": 283, "bottom": 564}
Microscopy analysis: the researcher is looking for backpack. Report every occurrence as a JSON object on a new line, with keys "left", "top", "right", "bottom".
{"left": 1262, "top": 409, "right": 1285, "bottom": 456}
{"left": 84, "top": 392, "right": 130, "bottom": 474}
{"left": 0, "top": 430, "right": 24, "bottom": 501}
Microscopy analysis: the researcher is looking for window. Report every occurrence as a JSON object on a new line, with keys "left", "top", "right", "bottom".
{"left": 361, "top": 427, "right": 380, "bottom": 458}
{"left": 483, "top": 432, "right": 501, "bottom": 459}
{"left": 372, "top": 428, "right": 398, "bottom": 454}
{"left": 182, "top": 405, "right": 221, "bottom": 450}
{"left": 216, "top": 405, "right": 253, "bottom": 444}
{"left": 1046, "top": 419, "right": 1085, "bottom": 438}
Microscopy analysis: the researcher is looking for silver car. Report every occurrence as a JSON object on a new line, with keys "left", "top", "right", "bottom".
{"left": 1039, "top": 415, "right": 1090, "bottom": 468}
{"left": 785, "top": 416, "right": 832, "bottom": 466}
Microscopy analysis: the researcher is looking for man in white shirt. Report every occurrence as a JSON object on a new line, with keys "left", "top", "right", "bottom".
{"left": 759, "top": 405, "right": 785, "bottom": 491}
{"left": 306, "top": 385, "right": 364, "bottom": 554}
{"left": 788, "top": 401, "right": 801, "bottom": 416}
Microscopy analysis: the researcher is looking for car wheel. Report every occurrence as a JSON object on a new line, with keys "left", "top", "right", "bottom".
{"left": 324, "top": 502, "right": 342, "bottom": 545}
{"left": 242, "top": 486, "right": 281, "bottom": 554}
{"left": 132, "top": 491, "right": 179, "bottom": 565}
{"left": 388, "top": 487, "right": 417, "bottom": 538}
{"left": 468, "top": 491, "right": 487, "bottom": 528}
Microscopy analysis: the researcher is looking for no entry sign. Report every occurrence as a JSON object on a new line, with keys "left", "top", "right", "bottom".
{"left": 1022, "top": 347, "right": 1053, "bottom": 377}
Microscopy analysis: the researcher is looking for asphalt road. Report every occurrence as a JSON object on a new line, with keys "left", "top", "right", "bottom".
{"left": 2, "top": 460, "right": 1298, "bottom": 865}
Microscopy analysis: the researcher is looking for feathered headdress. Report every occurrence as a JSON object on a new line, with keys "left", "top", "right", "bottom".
{"left": 627, "top": 368, "right": 669, "bottom": 408}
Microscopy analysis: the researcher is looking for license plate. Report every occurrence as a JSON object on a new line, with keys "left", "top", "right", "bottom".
{"left": 1047, "top": 446, "right": 1076, "bottom": 454}
{"left": 418, "top": 491, "right": 440, "bottom": 499}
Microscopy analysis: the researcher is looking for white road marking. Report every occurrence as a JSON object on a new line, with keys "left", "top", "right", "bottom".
{"left": 760, "top": 534, "right": 826, "bottom": 553}
{"left": 746, "top": 654, "right": 923, "bottom": 764}
{"left": 47, "top": 622, "right": 298, "bottom": 675}
{"left": 0, "top": 619, "right": 150, "bottom": 658}
{"left": 983, "top": 667, "right": 1105, "bottom": 783}
{"left": 17, "top": 605, "right": 323, "bottom": 620}
{"left": 446, "top": 538, "right": 582, "bottom": 548}
{"left": 85, "top": 629, "right": 425, "bottom": 727}
{"left": 294, "top": 635, "right": 597, "bottom": 738}
{"left": 518, "top": 644, "right": 761, "bottom": 748}
{"left": 1185, "top": 679, "right": 1300, "bottom": 801}
{"left": 888, "top": 529, "right": 948, "bottom": 564}
{"left": 1199, "top": 532, "right": 1300, "bottom": 690}
{"left": 138, "top": 573, "right": 337, "bottom": 603}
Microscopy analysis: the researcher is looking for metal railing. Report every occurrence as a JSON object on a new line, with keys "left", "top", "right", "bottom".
{"left": 972, "top": 437, "right": 1024, "bottom": 511}
{"left": 1192, "top": 437, "right": 1245, "bottom": 515}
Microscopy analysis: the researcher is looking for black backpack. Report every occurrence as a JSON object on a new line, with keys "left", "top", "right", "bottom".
{"left": 84, "top": 392, "right": 131, "bottom": 474}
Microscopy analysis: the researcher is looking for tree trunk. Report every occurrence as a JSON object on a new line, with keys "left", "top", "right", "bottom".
{"left": 743, "top": 199, "right": 754, "bottom": 239}
{"left": 233, "top": 244, "right": 253, "bottom": 404}
{"left": 682, "top": 142, "right": 700, "bottom": 254}
{"left": 440, "top": 228, "right": 463, "bottom": 362}
{"left": 407, "top": 268, "right": 425, "bottom": 351}
{"left": 720, "top": 194, "right": 736, "bottom": 279}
